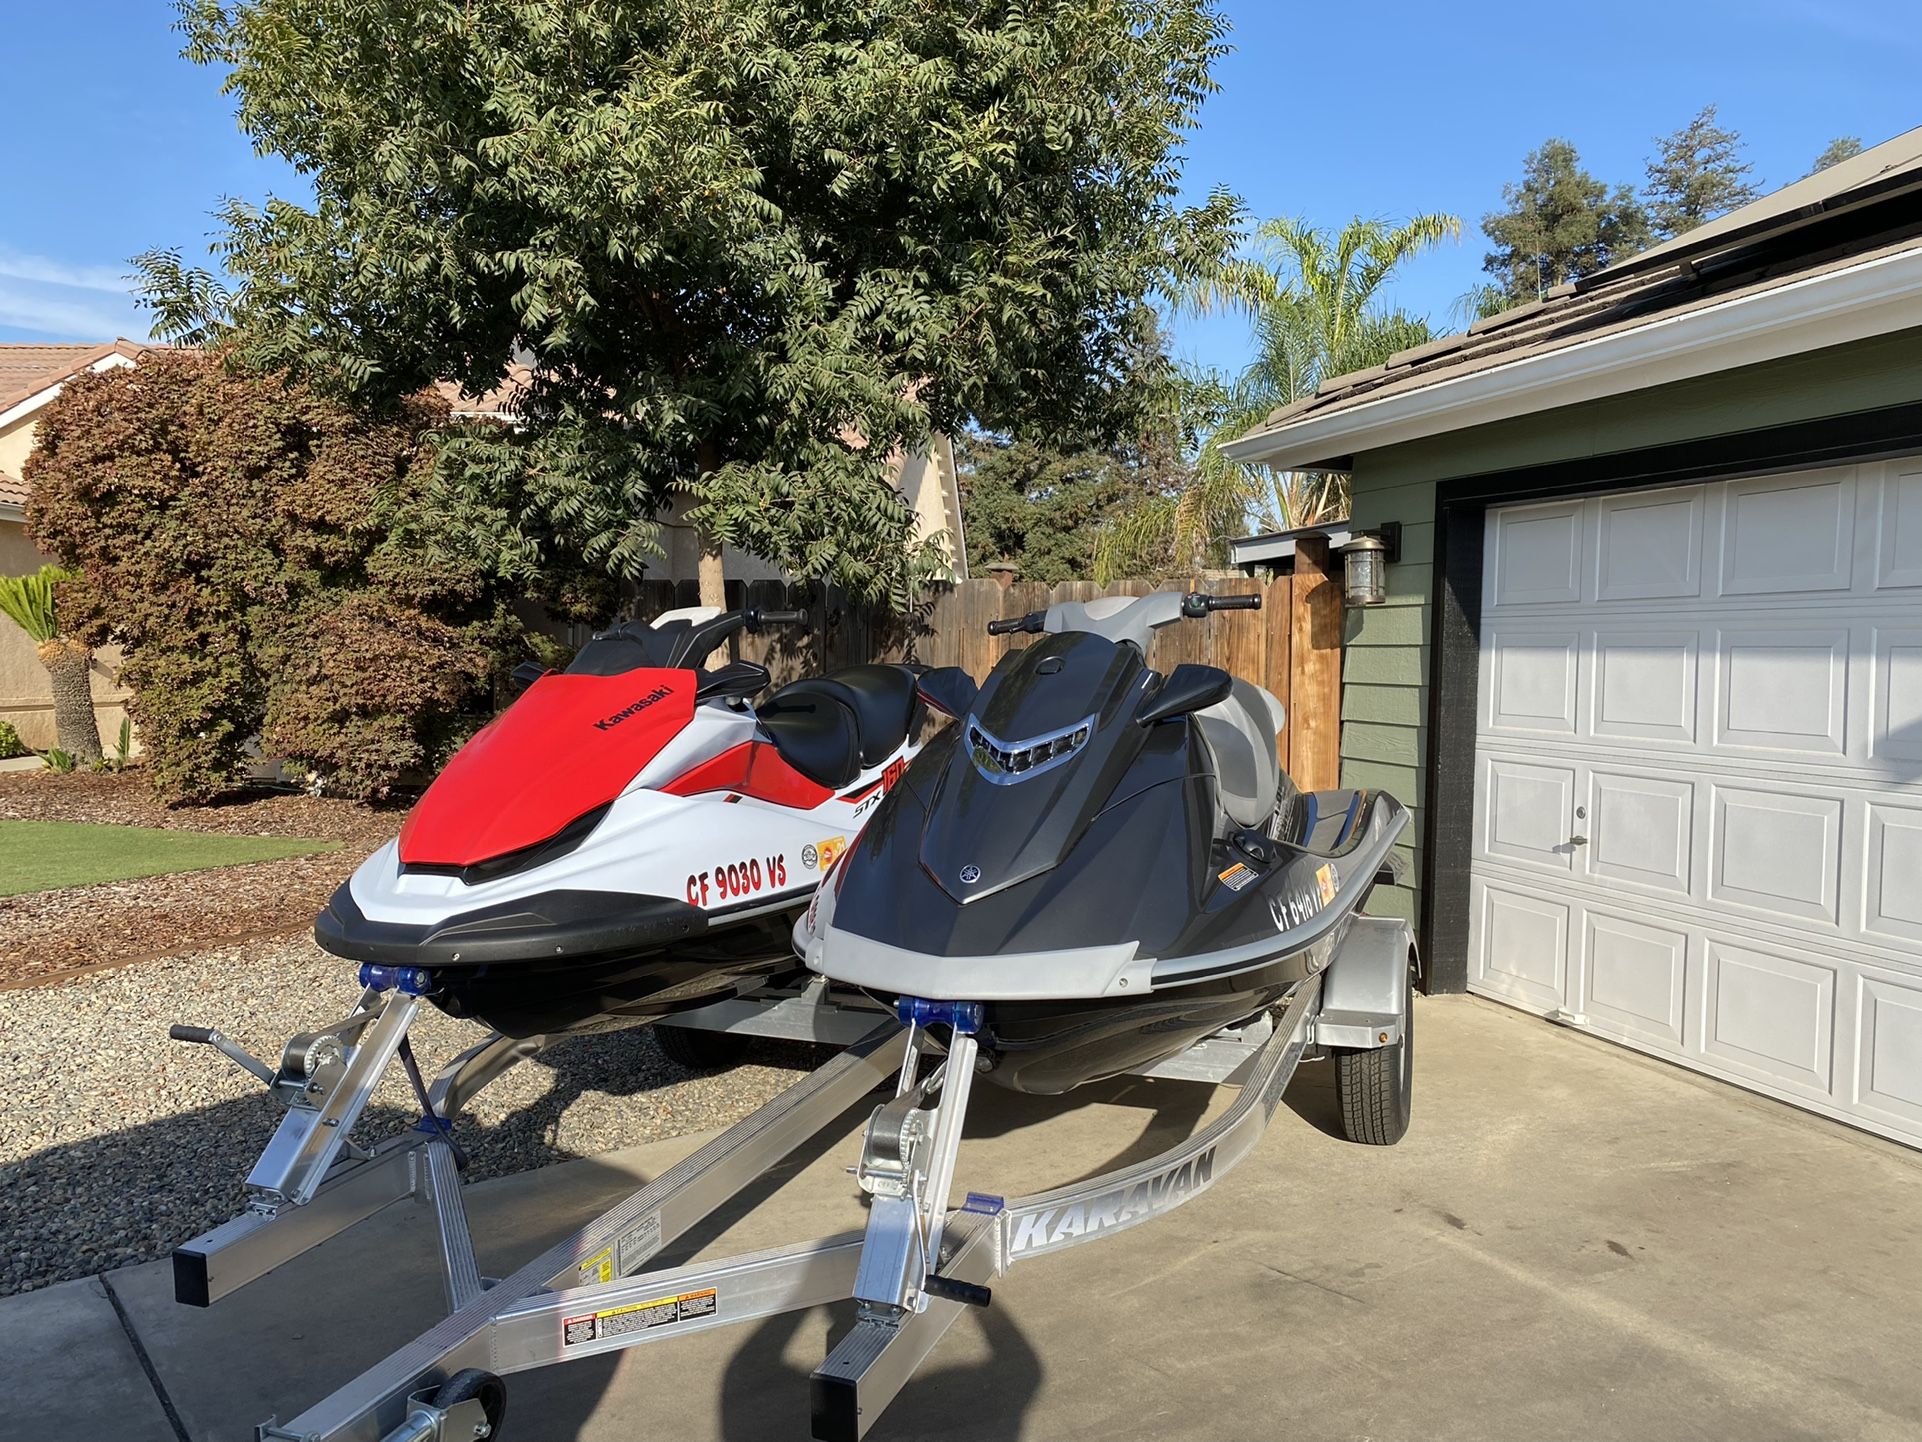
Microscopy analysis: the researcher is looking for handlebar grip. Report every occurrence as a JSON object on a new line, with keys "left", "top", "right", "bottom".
{"left": 751, "top": 608, "right": 807, "bottom": 625}
{"left": 985, "top": 618, "right": 1024, "bottom": 635}
{"left": 1209, "top": 593, "right": 1262, "bottom": 611}
{"left": 170, "top": 1024, "right": 215, "bottom": 1044}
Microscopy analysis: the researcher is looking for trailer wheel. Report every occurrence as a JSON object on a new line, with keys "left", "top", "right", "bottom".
{"left": 433, "top": 1367, "right": 507, "bottom": 1439}
{"left": 1332, "top": 961, "right": 1414, "bottom": 1146}
{"left": 655, "top": 1024, "right": 751, "bottom": 1072}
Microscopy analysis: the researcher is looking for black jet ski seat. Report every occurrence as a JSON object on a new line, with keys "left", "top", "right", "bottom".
{"left": 1195, "top": 677, "right": 1289, "bottom": 831}
{"left": 758, "top": 664, "right": 922, "bottom": 788}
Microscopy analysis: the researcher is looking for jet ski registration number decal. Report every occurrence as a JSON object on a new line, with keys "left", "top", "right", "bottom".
{"left": 686, "top": 854, "right": 789, "bottom": 906}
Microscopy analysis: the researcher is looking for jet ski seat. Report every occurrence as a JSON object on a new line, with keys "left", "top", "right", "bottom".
{"left": 758, "top": 665, "right": 921, "bottom": 788}
{"left": 1196, "top": 678, "right": 1288, "bottom": 831}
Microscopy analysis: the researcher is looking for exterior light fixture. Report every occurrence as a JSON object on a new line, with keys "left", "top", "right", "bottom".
{"left": 1339, "top": 524, "right": 1401, "bottom": 608}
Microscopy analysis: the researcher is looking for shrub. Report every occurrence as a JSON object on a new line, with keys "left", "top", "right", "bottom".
{"left": 0, "top": 720, "right": 27, "bottom": 759}
{"left": 25, "top": 353, "right": 611, "bottom": 802}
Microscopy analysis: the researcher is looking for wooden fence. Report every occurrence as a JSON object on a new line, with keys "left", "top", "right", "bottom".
{"left": 624, "top": 539, "right": 1344, "bottom": 790}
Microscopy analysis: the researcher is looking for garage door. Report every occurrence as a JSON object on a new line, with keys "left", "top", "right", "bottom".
{"left": 1469, "top": 459, "right": 1922, "bottom": 1145}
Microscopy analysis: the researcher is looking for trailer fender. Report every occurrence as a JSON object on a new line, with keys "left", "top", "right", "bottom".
{"left": 1313, "top": 915, "right": 1413, "bottom": 1050}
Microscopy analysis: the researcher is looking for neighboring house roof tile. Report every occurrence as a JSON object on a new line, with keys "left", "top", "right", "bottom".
{"left": 0, "top": 339, "right": 153, "bottom": 413}
{"left": 1232, "top": 125, "right": 1922, "bottom": 455}
{"left": 0, "top": 469, "right": 28, "bottom": 509}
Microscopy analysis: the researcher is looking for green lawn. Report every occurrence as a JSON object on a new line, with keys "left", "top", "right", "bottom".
{"left": 0, "top": 820, "right": 340, "bottom": 898}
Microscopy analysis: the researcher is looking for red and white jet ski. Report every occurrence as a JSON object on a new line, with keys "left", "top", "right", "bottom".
{"left": 315, "top": 606, "right": 922, "bottom": 1038}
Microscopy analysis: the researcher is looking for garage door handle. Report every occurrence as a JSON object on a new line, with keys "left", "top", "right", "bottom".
{"left": 1569, "top": 834, "right": 1588, "bottom": 847}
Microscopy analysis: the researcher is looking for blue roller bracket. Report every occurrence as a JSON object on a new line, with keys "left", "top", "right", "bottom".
{"left": 895, "top": 996, "right": 983, "bottom": 1035}
{"left": 358, "top": 963, "right": 437, "bottom": 996}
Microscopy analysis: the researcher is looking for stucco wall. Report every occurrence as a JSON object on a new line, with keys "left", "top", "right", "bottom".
{"left": 0, "top": 414, "right": 36, "bottom": 479}
{"left": 1338, "top": 326, "right": 1922, "bottom": 929}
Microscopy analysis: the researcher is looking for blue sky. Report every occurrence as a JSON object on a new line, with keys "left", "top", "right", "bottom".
{"left": 4, "top": 0, "right": 1918, "bottom": 379}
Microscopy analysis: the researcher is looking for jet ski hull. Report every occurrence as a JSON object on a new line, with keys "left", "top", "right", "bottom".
{"left": 900, "top": 949, "right": 1327, "bottom": 1094}
{"left": 316, "top": 880, "right": 805, "bottom": 1037}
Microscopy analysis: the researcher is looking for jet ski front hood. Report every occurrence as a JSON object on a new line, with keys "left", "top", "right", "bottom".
{"left": 916, "top": 631, "right": 1167, "bottom": 902}
{"left": 398, "top": 668, "right": 696, "bottom": 868}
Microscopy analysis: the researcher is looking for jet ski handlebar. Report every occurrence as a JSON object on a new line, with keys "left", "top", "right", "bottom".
{"left": 986, "top": 589, "right": 1262, "bottom": 645}
{"left": 986, "top": 613, "right": 1044, "bottom": 636}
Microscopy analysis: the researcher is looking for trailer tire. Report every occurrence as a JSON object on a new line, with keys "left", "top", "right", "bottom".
{"left": 1332, "top": 961, "right": 1414, "bottom": 1146}
{"left": 655, "top": 1023, "right": 751, "bottom": 1072}
{"left": 433, "top": 1367, "right": 507, "bottom": 1439}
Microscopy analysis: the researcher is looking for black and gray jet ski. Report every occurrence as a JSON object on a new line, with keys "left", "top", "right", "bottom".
{"left": 794, "top": 589, "right": 1409, "bottom": 1094}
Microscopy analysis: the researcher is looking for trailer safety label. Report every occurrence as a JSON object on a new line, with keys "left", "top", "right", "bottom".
{"left": 576, "top": 1248, "right": 614, "bottom": 1286}
{"left": 563, "top": 1287, "right": 717, "bottom": 1347}
{"left": 614, "top": 1213, "right": 663, "bottom": 1274}
{"left": 1006, "top": 1145, "right": 1218, "bottom": 1258}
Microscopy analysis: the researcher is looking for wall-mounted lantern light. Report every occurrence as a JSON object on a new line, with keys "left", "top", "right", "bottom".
{"left": 1339, "top": 523, "right": 1401, "bottom": 607}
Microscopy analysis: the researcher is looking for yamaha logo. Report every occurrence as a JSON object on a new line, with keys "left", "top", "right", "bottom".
{"left": 958, "top": 865, "right": 982, "bottom": 885}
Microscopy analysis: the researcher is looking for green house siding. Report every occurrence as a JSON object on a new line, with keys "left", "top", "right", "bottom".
{"left": 1338, "top": 327, "right": 1922, "bottom": 932}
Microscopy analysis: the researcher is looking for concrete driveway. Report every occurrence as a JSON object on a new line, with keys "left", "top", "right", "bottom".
{"left": 10, "top": 995, "right": 1921, "bottom": 1441}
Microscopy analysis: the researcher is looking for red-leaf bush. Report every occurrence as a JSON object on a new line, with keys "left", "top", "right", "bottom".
{"left": 25, "top": 353, "right": 608, "bottom": 803}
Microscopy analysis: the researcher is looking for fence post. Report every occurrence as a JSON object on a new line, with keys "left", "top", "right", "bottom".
{"left": 1286, "top": 537, "right": 1343, "bottom": 791}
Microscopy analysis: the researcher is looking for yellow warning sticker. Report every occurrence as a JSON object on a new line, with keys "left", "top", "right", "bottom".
{"left": 1314, "top": 863, "right": 1338, "bottom": 904}
{"left": 563, "top": 1287, "right": 717, "bottom": 1347}
{"left": 577, "top": 1248, "right": 613, "bottom": 1286}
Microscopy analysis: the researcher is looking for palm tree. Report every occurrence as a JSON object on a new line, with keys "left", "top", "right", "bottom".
{"left": 0, "top": 565, "right": 103, "bottom": 764}
{"left": 1101, "top": 213, "right": 1458, "bottom": 576}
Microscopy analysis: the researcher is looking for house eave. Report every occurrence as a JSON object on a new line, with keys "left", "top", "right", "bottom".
{"left": 1221, "top": 244, "right": 1922, "bottom": 471}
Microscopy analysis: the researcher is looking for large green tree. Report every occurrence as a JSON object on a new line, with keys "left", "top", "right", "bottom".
{"left": 1101, "top": 213, "right": 1457, "bottom": 574}
{"left": 1481, "top": 140, "right": 1650, "bottom": 304}
{"left": 959, "top": 437, "right": 1144, "bottom": 586}
{"left": 1643, "top": 105, "right": 1763, "bottom": 239}
{"left": 142, "top": 0, "right": 1241, "bottom": 606}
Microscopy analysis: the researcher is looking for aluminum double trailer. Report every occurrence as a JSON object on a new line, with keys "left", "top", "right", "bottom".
{"left": 168, "top": 917, "right": 1415, "bottom": 1442}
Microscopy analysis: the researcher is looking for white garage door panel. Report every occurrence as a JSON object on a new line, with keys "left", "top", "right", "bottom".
{"left": 1469, "top": 461, "right": 1922, "bottom": 1147}
{"left": 1709, "top": 784, "right": 1841, "bottom": 926}
{"left": 1581, "top": 909, "right": 1687, "bottom": 1045}
{"left": 1874, "top": 463, "right": 1922, "bottom": 589}
{"left": 1856, "top": 971, "right": 1922, "bottom": 1127}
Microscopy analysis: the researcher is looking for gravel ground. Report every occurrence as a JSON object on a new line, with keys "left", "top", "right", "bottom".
{"left": 0, "top": 935, "right": 823, "bottom": 1298}
{"left": 0, "top": 771, "right": 400, "bottom": 986}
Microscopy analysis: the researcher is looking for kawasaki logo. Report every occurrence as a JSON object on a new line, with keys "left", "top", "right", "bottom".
{"left": 594, "top": 686, "right": 673, "bottom": 731}
{"left": 1007, "top": 1146, "right": 1217, "bottom": 1257}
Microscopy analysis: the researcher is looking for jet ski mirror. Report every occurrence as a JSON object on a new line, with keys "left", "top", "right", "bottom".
{"left": 695, "top": 660, "right": 772, "bottom": 702}
{"left": 508, "top": 661, "right": 549, "bottom": 695}
{"left": 1135, "top": 664, "right": 1233, "bottom": 726}
{"left": 915, "top": 666, "right": 979, "bottom": 719}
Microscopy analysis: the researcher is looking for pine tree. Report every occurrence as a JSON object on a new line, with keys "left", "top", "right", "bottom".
{"left": 1481, "top": 141, "right": 1651, "bottom": 304}
{"left": 1809, "top": 137, "right": 1864, "bottom": 176}
{"left": 1644, "top": 105, "right": 1764, "bottom": 239}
